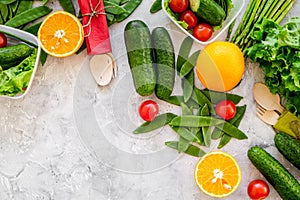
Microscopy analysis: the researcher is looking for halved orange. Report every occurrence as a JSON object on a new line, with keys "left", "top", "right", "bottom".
{"left": 38, "top": 11, "right": 84, "bottom": 58}
{"left": 194, "top": 151, "right": 241, "bottom": 198}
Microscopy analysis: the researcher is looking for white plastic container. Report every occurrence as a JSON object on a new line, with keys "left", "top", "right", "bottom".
{"left": 162, "top": 0, "right": 245, "bottom": 45}
{"left": 0, "top": 25, "right": 41, "bottom": 99}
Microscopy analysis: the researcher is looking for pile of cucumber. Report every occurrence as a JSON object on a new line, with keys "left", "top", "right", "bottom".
{"left": 124, "top": 20, "right": 248, "bottom": 156}
{"left": 248, "top": 132, "right": 300, "bottom": 200}
{"left": 124, "top": 20, "right": 175, "bottom": 98}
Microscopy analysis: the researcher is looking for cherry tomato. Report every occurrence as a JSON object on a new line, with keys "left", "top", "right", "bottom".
{"left": 192, "top": 23, "right": 213, "bottom": 42}
{"left": 179, "top": 10, "right": 198, "bottom": 29}
{"left": 247, "top": 180, "right": 270, "bottom": 200}
{"left": 169, "top": 0, "right": 189, "bottom": 13}
{"left": 139, "top": 100, "right": 159, "bottom": 122}
{"left": 215, "top": 100, "right": 236, "bottom": 120}
{"left": 0, "top": 33, "right": 7, "bottom": 48}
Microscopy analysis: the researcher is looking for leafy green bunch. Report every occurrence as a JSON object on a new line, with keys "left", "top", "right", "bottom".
{"left": 247, "top": 17, "right": 300, "bottom": 116}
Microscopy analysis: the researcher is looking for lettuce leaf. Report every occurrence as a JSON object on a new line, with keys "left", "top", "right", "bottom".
{"left": 0, "top": 48, "right": 37, "bottom": 96}
{"left": 247, "top": 17, "right": 300, "bottom": 117}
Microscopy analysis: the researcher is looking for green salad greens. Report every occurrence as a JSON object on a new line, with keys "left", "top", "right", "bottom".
{"left": 247, "top": 17, "right": 300, "bottom": 116}
{"left": 0, "top": 48, "right": 37, "bottom": 96}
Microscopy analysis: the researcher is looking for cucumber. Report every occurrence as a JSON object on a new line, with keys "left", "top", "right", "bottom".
{"left": 0, "top": 44, "right": 32, "bottom": 70}
{"left": 275, "top": 132, "right": 300, "bottom": 170}
{"left": 189, "top": 0, "right": 226, "bottom": 26}
{"left": 152, "top": 27, "right": 175, "bottom": 100}
{"left": 248, "top": 146, "right": 300, "bottom": 200}
{"left": 124, "top": 20, "right": 156, "bottom": 96}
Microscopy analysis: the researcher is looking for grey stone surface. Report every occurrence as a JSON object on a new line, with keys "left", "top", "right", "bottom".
{"left": 0, "top": 0, "right": 299, "bottom": 199}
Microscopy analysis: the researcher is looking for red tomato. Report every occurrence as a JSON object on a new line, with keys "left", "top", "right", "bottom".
{"left": 139, "top": 100, "right": 159, "bottom": 122}
{"left": 192, "top": 23, "right": 213, "bottom": 42}
{"left": 169, "top": 0, "right": 189, "bottom": 13}
{"left": 215, "top": 100, "right": 236, "bottom": 120}
{"left": 247, "top": 180, "right": 270, "bottom": 200}
{"left": 0, "top": 33, "right": 7, "bottom": 48}
{"left": 180, "top": 10, "right": 198, "bottom": 29}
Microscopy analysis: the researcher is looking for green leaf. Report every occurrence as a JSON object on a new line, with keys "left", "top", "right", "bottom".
{"left": 177, "top": 36, "right": 193, "bottom": 72}
{"left": 43, "top": 0, "right": 49, "bottom": 5}
{"left": 104, "top": 1, "right": 127, "bottom": 15}
{"left": 40, "top": 50, "right": 48, "bottom": 66}
{"left": 58, "top": 0, "right": 75, "bottom": 15}
{"left": 0, "top": 0, "right": 17, "bottom": 5}
{"left": 178, "top": 137, "right": 189, "bottom": 153}
{"left": 200, "top": 104, "right": 211, "bottom": 147}
{"left": 8, "top": 0, "right": 19, "bottom": 16}
{"left": 165, "top": 141, "right": 206, "bottom": 157}
{"left": 171, "top": 126, "right": 200, "bottom": 143}
{"left": 133, "top": 113, "right": 177, "bottom": 134}
{"left": 0, "top": 3, "right": 9, "bottom": 24}
{"left": 201, "top": 89, "right": 243, "bottom": 104}
{"left": 5, "top": 6, "right": 52, "bottom": 28}
{"left": 16, "top": 1, "right": 33, "bottom": 15}
{"left": 23, "top": 22, "right": 42, "bottom": 35}
{"left": 217, "top": 134, "right": 232, "bottom": 149}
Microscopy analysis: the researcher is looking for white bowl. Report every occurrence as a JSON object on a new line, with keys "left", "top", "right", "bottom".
{"left": 162, "top": 0, "right": 245, "bottom": 45}
{"left": 0, "top": 25, "right": 41, "bottom": 99}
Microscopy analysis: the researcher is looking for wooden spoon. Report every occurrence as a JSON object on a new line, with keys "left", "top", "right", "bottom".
{"left": 253, "top": 83, "right": 285, "bottom": 113}
{"left": 89, "top": 54, "right": 114, "bottom": 86}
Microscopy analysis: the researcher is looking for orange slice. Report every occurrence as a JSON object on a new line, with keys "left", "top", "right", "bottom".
{"left": 194, "top": 151, "right": 242, "bottom": 198}
{"left": 38, "top": 11, "right": 84, "bottom": 58}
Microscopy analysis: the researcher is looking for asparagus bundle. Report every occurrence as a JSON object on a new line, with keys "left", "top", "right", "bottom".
{"left": 230, "top": 0, "right": 297, "bottom": 54}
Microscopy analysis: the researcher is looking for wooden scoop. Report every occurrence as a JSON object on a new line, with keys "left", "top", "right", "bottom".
{"left": 253, "top": 83, "right": 285, "bottom": 113}
{"left": 89, "top": 54, "right": 115, "bottom": 86}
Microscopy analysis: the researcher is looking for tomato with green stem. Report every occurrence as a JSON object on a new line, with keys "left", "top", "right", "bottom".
{"left": 139, "top": 100, "right": 159, "bottom": 122}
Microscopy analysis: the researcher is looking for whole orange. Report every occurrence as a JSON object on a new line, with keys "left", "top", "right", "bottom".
{"left": 195, "top": 41, "right": 244, "bottom": 92}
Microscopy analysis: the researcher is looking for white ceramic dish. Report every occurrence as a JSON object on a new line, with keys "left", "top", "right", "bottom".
{"left": 0, "top": 25, "right": 41, "bottom": 99}
{"left": 162, "top": 0, "right": 245, "bottom": 45}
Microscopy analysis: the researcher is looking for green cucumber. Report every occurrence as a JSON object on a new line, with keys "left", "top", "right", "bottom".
{"left": 189, "top": 0, "right": 226, "bottom": 26}
{"left": 124, "top": 20, "right": 156, "bottom": 96}
{"left": 152, "top": 27, "right": 175, "bottom": 100}
{"left": 248, "top": 146, "right": 300, "bottom": 200}
{"left": 0, "top": 44, "right": 32, "bottom": 70}
{"left": 275, "top": 132, "right": 300, "bottom": 170}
